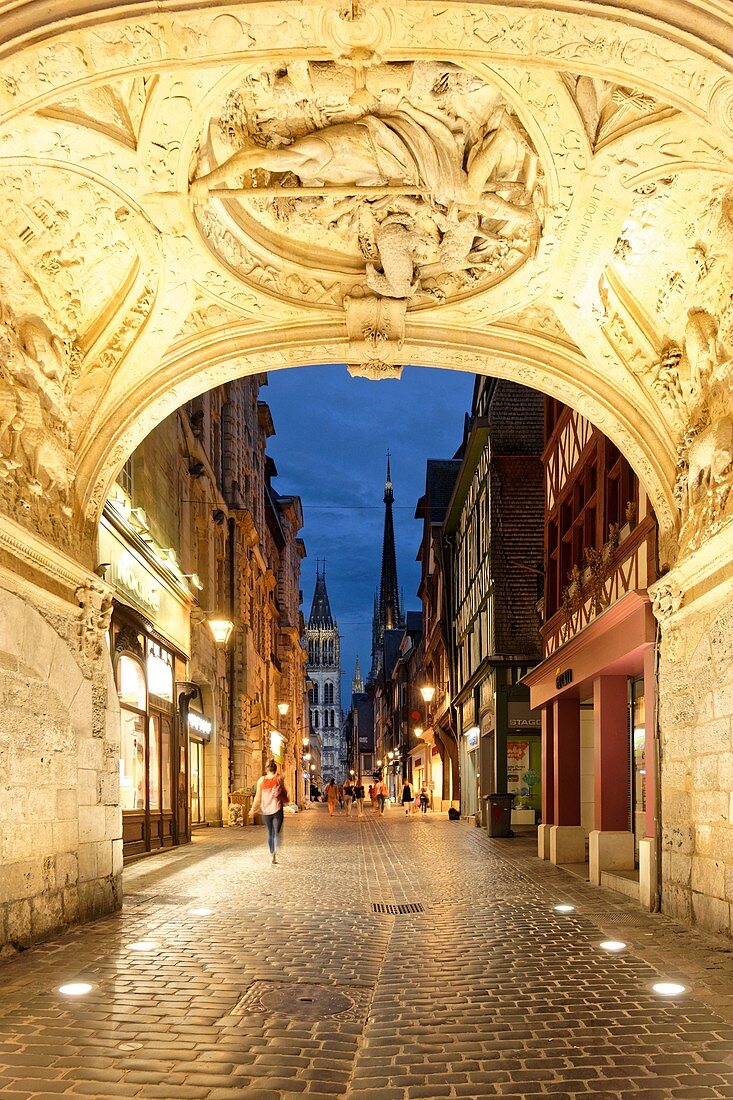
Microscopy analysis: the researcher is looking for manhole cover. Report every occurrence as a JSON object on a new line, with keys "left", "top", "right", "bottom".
{"left": 372, "top": 902, "right": 424, "bottom": 915}
{"left": 220, "top": 981, "right": 369, "bottom": 1025}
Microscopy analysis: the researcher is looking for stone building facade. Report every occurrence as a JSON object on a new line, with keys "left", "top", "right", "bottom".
{"left": 101, "top": 377, "right": 306, "bottom": 863}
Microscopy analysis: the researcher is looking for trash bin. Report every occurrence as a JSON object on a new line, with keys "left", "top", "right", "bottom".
{"left": 487, "top": 793, "right": 514, "bottom": 838}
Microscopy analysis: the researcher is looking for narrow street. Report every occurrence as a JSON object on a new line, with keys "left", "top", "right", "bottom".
{"left": 1, "top": 811, "right": 733, "bottom": 1099}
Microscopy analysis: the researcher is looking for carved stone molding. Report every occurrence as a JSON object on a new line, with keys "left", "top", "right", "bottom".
{"left": 649, "top": 578, "right": 684, "bottom": 622}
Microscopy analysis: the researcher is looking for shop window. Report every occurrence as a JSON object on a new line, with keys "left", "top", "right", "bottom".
{"left": 117, "top": 654, "right": 146, "bottom": 710}
{"left": 631, "top": 678, "right": 646, "bottom": 841}
{"left": 120, "top": 710, "right": 146, "bottom": 811}
{"left": 148, "top": 716, "right": 161, "bottom": 810}
{"left": 147, "top": 644, "right": 173, "bottom": 701}
{"left": 161, "top": 717, "right": 172, "bottom": 812}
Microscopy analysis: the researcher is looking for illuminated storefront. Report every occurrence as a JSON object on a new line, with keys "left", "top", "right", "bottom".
{"left": 101, "top": 499, "right": 194, "bottom": 860}
{"left": 188, "top": 703, "right": 212, "bottom": 827}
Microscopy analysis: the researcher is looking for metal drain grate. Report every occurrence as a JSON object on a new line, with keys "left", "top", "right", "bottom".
{"left": 372, "top": 902, "right": 424, "bottom": 915}
{"left": 218, "top": 981, "right": 371, "bottom": 1025}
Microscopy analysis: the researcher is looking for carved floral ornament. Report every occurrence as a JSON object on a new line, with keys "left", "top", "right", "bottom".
{"left": 0, "top": 0, "right": 729, "bottom": 576}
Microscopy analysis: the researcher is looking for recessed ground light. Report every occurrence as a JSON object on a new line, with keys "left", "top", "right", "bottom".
{"left": 653, "top": 981, "right": 686, "bottom": 997}
{"left": 58, "top": 983, "right": 92, "bottom": 996}
{"left": 126, "top": 940, "right": 158, "bottom": 951}
{"left": 600, "top": 940, "right": 626, "bottom": 952}
{"left": 189, "top": 907, "right": 213, "bottom": 916}
{"left": 554, "top": 904, "right": 575, "bottom": 913}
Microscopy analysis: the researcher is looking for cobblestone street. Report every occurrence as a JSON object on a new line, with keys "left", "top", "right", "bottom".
{"left": 2, "top": 808, "right": 733, "bottom": 1099}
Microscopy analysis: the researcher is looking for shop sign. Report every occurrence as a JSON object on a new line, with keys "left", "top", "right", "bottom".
{"left": 465, "top": 727, "right": 479, "bottom": 748}
{"left": 99, "top": 517, "right": 191, "bottom": 656}
{"left": 555, "top": 668, "right": 573, "bottom": 689}
{"left": 113, "top": 550, "right": 160, "bottom": 613}
{"left": 507, "top": 700, "right": 541, "bottom": 730}
{"left": 188, "top": 710, "right": 212, "bottom": 739}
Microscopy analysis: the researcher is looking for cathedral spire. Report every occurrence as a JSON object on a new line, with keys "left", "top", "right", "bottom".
{"left": 379, "top": 450, "right": 401, "bottom": 632}
{"left": 308, "top": 561, "right": 334, "bottom": 628}
{"left": 352, "top": 656, "right": 364, "bottom": 695}
{"left": 370, "top": 451, "right": 404, "bottom": 680}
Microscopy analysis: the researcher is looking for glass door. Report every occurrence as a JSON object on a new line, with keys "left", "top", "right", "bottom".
{"left": 190, "top": 739, "right": 204, "bottom": 825}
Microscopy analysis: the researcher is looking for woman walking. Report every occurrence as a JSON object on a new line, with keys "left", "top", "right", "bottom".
{"left": 251, "top": 759, "right": 289, "bottom": 865}
{"left": 325, "top": 778, "right": 339, "bottom": 816}
{"left": 342, "top": 778, "right": 354, "bottom": 816}
{"left": 419, "top": 785, "right": 430, "bottom": 814}
{"left": 376, "top": 778, "right": 388, "bottom": 815}
{"left": 401, "top": 779, "right": 414, "bottom": 816}
{"left": 353, "top": 778, "right": 366, "bottom": 817}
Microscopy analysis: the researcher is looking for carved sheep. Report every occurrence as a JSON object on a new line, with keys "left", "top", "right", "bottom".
{"left": 687, "top": 415, "right": 733, "bottom": 506}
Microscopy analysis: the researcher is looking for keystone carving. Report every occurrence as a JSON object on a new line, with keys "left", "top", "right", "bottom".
{"left": 345, "top": 294, "right": 406, "bottom": 380}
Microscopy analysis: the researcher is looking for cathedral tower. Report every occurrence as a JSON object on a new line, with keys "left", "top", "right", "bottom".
{"left": 305, "top": 562, "right": 343, "bottom": 780}
{"left": 370, "top": 453, "right": 405, "bottom": 680}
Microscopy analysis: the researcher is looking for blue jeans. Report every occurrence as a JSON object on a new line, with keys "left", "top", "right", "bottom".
{"left": 263, "top": 809, "right": 284, "bottom": 854}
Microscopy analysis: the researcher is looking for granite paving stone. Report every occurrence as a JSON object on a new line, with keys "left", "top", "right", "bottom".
{"left": 0, "top": 810, "right": 732, "bottom": 1098}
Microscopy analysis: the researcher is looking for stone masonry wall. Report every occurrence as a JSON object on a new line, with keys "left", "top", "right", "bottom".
{"left": 660, "top": 591, "right": 733, "bottom": 938}
{"left": 0, "top": 587, "right": 121, "bottom": 954}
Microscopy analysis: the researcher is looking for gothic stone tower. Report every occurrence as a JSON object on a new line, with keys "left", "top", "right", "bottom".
{"left": 305, "top": 563, "right": 343, "bottom": 781}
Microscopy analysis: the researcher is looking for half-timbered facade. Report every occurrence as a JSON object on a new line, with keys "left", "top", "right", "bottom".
{"left": 525, "top": 399, "right": 659, "bottom": 909}
{"left": 443, "top": 377, "right": 545, "bottom": 823}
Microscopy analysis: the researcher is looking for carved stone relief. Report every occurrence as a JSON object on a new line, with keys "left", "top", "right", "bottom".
{"left": 190, "top": 60, "right": 544, "bottom": 313}
{"left": 0, "top": 296, "right": 77, "bottom": 544}
{"left": 0, "top": 0, "right": 726, "bottom": 564}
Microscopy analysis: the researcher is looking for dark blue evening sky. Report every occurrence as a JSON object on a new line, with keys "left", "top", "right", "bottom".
{"left": 264, "top": 364, "right": 475, "bottom": 706}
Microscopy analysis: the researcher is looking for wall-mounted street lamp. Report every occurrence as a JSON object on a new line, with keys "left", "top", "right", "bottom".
{"left": 205, "top": 617, "right": 234, "bottom": 646}
{"left": 419, "top": 684, "right": 436, "bottom": 704}
{"left": 414, "top": 727, "right": 424, "bottom": 737}
{"left": 277, "top": 702, "right": 290, "bottom": 717}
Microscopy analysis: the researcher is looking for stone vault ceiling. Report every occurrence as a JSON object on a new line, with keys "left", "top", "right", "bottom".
{"left": 0, "top": 0, "right": 729, "bottom": 570}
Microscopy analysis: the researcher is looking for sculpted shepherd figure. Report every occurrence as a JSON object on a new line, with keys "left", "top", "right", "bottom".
{"left": 190, "top": 103, "right": 540, "bottom": 298}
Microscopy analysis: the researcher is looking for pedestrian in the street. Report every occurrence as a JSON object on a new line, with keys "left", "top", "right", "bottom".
{"left": 368, "top": 783, "right": 374, "bottom": 806}
{"left": 343, "top": 778, "right": 354, "bottom": 816}
{"left": 353, "top": 778, "right": 365, "bottom": 816}
{"left": 251, "top": 759, "right": 289, "bottom": 865}
{"left": 401, "top": 779, "right": 414, "bottom": 815}
{"left": 376, "top": 778, "right": 388, "bottom": 815}
{"left": 419, "top": 785, "right": 429, "bottom": 814}
{"left": 325, "top": 778, "right": 339, "bottom": 816}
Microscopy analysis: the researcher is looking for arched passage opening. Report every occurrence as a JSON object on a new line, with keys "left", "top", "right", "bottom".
{"left": 0, "top": 0, "right": 730, "bottom": 949}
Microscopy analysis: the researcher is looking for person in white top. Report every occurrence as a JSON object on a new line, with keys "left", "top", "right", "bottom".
{"left": 251, "top": 760, "right": 289, "bottom": 864}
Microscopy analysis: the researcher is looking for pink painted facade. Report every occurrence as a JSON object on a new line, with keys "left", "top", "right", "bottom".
{"left": 524, "top": 401, "right": 659, "bottom": 905}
